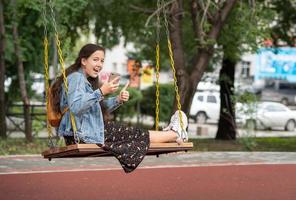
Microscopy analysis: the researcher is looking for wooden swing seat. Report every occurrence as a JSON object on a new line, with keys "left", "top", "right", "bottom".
{"left": 42, "top": 142, "right": 193, "bottom": 160}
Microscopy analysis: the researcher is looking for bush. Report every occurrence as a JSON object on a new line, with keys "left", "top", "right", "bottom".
{"left": 140, "top": 83, "right": 175, "bottom": 122}
{"left": 236, "top": 91, "right": 258, "bottom": 104}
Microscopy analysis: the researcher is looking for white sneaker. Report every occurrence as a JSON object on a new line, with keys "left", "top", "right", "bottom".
{"left": 163, "top": 110, "right": 188, "bottom": 143}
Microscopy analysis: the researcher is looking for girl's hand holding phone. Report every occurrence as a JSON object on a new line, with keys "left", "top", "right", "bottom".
{"left": 100, "top": 76, "right": 120, "bottom": 95}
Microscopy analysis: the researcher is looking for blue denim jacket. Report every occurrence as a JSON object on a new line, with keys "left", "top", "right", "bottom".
{"left": 57, "top": 68, "right": 122, "bottom": 144}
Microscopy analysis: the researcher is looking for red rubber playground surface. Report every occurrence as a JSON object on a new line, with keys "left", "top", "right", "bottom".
{"left": 1, "top": 164, "right": 296, "bottom": 200}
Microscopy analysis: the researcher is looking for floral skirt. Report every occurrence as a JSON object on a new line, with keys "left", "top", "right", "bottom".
{"left": 103, "top": 121, "right": 150, "bottom": 173}
{"left": 64, "top": 121, "right": 150, "bottom": 173}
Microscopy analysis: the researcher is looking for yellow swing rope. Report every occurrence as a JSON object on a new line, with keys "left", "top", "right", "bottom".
{"left": 54, "top": 34, "right": 78, "bottom": 142}
{"left": 44, "top": 37, "right": 54, "bottom": 138}
{"left": 161, "top": 0, "right": 185, "bottom": 132}
{"left": 43, "top": 0, "right": 79, "bottom": 144}
{"left": 42, "top": 1, "right": 54, "bottom": 146}
{"left": 155, "top": 0, "right": 161, "bottom": 131}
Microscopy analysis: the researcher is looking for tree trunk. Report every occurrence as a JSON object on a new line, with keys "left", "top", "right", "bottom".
{"left": 216, "top": 57, "right": 237, "bottom": 140}
{"left": 182, "top": 0, "right": 238, "bottom": 114}
{"left": 0, "top": 0, "right": 7, "bottom": 139}
{"left": 187, "top": 49, "right": 214, "bottom": 112}
{"left": 12, "top": 0, "right": 32, "bottom": 142}
{"left": 169, "top": 0, "right": 189, "bottom": 113}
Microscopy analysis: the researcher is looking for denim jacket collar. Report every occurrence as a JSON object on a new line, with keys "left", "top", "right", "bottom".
{"left": 78, "top": 68, "right": 92, "bottom": 87}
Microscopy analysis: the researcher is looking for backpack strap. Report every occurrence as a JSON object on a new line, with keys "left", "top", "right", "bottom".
{"left": 61, "top": 107, "right": 69, "bottom": 115}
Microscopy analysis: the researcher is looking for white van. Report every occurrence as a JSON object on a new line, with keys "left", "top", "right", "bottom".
{"left": 189, "top": 91, "right": 220, "bottom": 124}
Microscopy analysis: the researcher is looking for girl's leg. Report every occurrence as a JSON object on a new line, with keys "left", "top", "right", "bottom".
{"left": 148, "top": 130, "right": 178, "bottom": 143}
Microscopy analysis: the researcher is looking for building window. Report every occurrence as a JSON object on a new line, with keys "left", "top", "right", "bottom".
{"left": 241, "top": 61, "right": 250, "bottom": 78}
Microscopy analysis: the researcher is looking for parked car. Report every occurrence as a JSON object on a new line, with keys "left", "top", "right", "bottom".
{"left": 259, "top": 81, "right": 296, "bottom": 105}
{"left": 189, "top": 91, "right": 220, "bottom": 124}
{"left": 236, "top": 102, "right": 296, "bottom": 131}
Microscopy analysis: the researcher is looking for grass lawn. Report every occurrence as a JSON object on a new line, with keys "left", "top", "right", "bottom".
{"left": 191, "top": 137, "right": 296, "bottom": 152}
{"left": 0, "top": 137, "right": 296, "bottom": 155}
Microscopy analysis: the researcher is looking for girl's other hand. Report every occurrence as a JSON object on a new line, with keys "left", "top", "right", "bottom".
{"left": 118, "top": 81, "right": 130, "bottom": 103}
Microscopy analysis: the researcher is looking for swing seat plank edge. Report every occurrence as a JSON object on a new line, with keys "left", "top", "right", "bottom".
{"left": 42, "top": 142, "right": 194, "bottom": 159}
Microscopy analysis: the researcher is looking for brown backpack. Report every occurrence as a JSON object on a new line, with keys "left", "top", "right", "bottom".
{"left": 47, "top": 88, "right": 68, "bottom": 127}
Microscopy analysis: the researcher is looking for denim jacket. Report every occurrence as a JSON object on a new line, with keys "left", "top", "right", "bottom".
{"left": 57, "top": 68, "right": 122, "bottom": 144}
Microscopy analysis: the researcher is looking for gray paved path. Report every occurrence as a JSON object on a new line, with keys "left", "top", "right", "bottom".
{"left": 1, "top": 152, "right": 296, "bottom": 174}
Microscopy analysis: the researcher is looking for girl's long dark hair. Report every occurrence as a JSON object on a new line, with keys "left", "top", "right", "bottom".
{"left": 50, "top": 44, "right": 105, "bottom": 113}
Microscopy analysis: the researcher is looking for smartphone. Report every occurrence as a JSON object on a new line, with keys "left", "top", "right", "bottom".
{"left": 109, "top": 72, "right": 121, "bottom": 84}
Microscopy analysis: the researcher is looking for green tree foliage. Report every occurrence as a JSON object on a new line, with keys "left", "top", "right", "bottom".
{"left": 218, "top": 1, "right": 274, "bottom": 61}
{"left": 4, "top": 0, "right": 90, "bottom": 101}
{"left": 269, "top": 0, "right": 296, "bottom": 46}
{"left": 4, "top": 0, "right": 43, "bottom": 101}
{"left": 214, "top": 1, "right": 274, "bottom": 140}
{"left": 88, "top": 0, "right": 174, "bottom": 70}
{"left": 140, "top": 84, "right": 175, "bottom": 123}
{"left": 3, "top": 0, "right": 284, "bottom": 115}
{"left": 4, "top": 0, "right": 239, "bottom": 100}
